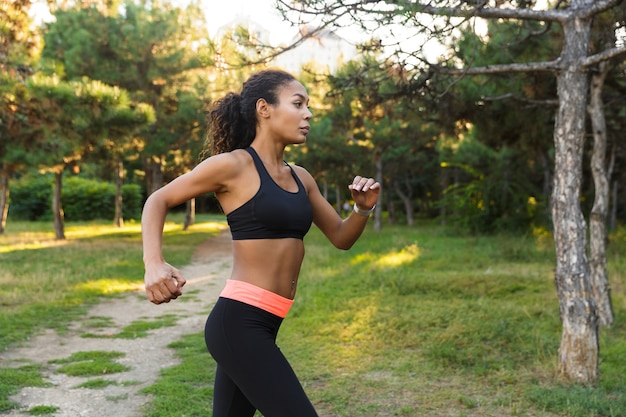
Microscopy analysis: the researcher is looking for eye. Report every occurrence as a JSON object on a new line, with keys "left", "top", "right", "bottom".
{"left": 294, "top": 101, "right": 303, "bottom": 108}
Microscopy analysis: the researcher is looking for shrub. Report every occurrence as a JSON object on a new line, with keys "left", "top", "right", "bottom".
{"left": 7, "top": 175, "right": 53, "bottom": 221}
{"left": 9, "top": 174, "right": 143, "bottom": 221}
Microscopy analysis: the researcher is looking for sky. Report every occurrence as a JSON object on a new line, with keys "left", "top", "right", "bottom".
{"left": 203, "top": 0, "right": 300, "bottom": 43}
{"left": 28, "top": 0, "right": 444, "bottom": 62}
{"left": 29, "top": 0, "right": 311, "bottom": 43}
{"left": 30, "top": 0, "right": 363, "bottom": 46}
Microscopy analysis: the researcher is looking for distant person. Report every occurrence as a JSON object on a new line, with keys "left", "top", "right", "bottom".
{"left": 141, "top": 69, "right": 379, "bottom": 417}
{"left": 343, "top": 200, "right": 352, "bottom": 215}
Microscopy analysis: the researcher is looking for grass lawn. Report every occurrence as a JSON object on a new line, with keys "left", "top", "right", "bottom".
{"left": 1, "top": 215, "right": 625, "bottom": 416}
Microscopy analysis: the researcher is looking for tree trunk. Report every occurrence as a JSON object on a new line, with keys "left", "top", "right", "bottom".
{"left": 53, "top": 170, "right": 65, "bottom": 240}
{"left": 0, "top": 170, "right": 9, "bottom": 234}
{"left": 183, "top": 198, "right": 195, "bottom": 231}
{"left": 551, "top": 8, "right": 598, "bottom": 384}
{"left": 393, "top": 179, "right": 414, "bottom": 226}
{"left": 588, "top": 61, "right": 614, "bottom": 327}
{"left": 144, "top": 156, "right": 164, "bottom": 196}
{"left": 114, "top": 158, "right": 124, "bottom": 228}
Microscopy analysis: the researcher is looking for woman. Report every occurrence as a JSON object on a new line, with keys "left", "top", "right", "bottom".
{"left": 142, "top": 69, "right": 380, "bottom": 417}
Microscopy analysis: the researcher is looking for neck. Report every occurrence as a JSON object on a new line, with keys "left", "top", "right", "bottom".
{"left": 250, "top": 140, "right": 286, "bottom": 168}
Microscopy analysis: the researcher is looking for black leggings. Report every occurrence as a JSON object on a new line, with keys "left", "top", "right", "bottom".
{"left": 204, "top": 297, "right": 319, "bottom": 417}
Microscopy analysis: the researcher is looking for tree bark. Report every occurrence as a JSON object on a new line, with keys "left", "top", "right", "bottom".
{"left": 0, "top": 170, "right": 9, "bottom": 234}
{"left": 393, "top": 179, "right": 414, "bottom": 226}
{"left": 588, "top": 61, "right": 614, "bottom": 327}
{"left": 114, "top": 158, "right": 124, "bottom": 228}
{"left": 53, "top": 170, "right": 65, "bottom": 240}
{"left": 144, "top": 157, "right": 164, "bottom": 196}
{"left": 551, "top": 7, "right": 598, "bottom": 383}
{"left": 183, "top": 198, "right": 195, "bottom": 231}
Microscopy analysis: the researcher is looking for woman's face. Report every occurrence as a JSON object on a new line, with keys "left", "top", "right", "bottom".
{"left": 266, "top": 80, "right": 313, "bottom": 144}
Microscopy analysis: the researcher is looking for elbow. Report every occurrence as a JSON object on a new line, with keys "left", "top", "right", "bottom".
{"left": 334, "top": 241, "right": 355, "bottom": 251}
{"left": 142, "top": 191, "right": 169, "bottom": 216}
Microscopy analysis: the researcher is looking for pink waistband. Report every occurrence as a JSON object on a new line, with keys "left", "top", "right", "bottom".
{"left": 219, "top": 279, "right": 294, "bottom": 318}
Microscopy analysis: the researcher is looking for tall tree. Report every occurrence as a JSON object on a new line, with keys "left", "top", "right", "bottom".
{"left": 93, "top": 100, "right": 156, "bottom": 227}
{"left": 588, "top": 61, "right": 613, "bottom": 327}
{"left": 585, "top": 5, "right": 626, "bottom": 327}
{"left": 42, "top": 0, "right": 212, "bottom": 197}
{"left": 0, "top": 0, "right": 41, "bottom": 233}
{"left": 277, "top": 0, "right": 626, "bottom": 384}
{"left": 23, "top": 75, "right": 153, "bottom": 239}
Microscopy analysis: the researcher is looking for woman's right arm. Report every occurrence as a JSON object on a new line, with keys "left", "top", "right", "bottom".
{"left": 141, "top": 152, "right": 243, "bottom": 304}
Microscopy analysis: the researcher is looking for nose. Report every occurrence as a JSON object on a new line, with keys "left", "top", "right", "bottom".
{"left": 305, "top": 107, "right": 313, "bottom": 120}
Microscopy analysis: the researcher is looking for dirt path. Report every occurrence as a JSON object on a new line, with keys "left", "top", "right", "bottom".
{"left": 2, "top": 230, "right": 233, "bottom": 417}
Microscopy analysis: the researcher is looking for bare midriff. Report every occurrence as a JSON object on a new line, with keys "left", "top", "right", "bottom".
{"left": 229, "top": 238, "right": 305, "bottom": 300}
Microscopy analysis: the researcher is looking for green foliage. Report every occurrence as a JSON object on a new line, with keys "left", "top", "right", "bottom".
{"left": 0, "top": 365, "right": 49, "bottom": 412}
{"left": 49, "top": 350, "right": 129, "bottom": 376}
{"left": 526, "top": 384, "right": 626, "bottom": 417}
{"left": 62, "top": 176, "right": 115, "bottom": 220}
{"left": 61, "top": 177, "right": 143, "bottom": 221}
{"left": 1, "top": 220, "right": 626, "bottom": 416}
{"left": 112, "top": 315, "right": 178, "bottom": 339}
{"left": 7, "top": 175, "right": 52, "bottom": 221}
{"left": 138, "top": 224, "right": 626, "bottom": 417}
{"left": 0, "top": 215, "right": 223, "bottom": 353}
{"left": 27, "top": 405, "right": 59, "bottom": 415}
{"left": 41, "top": 1, "right": 209, "bottom": 185}
{"left": 120, "top": 183, "right": 143, "bottom": 220}
{"left": 140, "top": 333, "right": 216, "bottom": 417}
{"left": 74, "top": 378, "right": 117, "bottom": 389}
{"left": 9, "top": 174, "right": 143, "bottom": 221}
{"left": 439, "top": 133, "right": 541, "bottom": 233}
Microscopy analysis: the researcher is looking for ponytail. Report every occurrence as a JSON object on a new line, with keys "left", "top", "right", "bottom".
{"left": 205, "top": 92, "right": 255, "bottom": 156}
{"left": 203, "top": 69, "right": 297, "bottom": 157}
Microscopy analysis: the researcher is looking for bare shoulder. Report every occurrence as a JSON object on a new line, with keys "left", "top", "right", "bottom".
{"left": 290, "top": 164, "right": 317, "bottom": 190}
{"left": 197, "top": 149, "right": 250, "bottom": 172}
{"left": 166, "top": 149, "right": 252, "bottom": 197}
{"left": 193, "top": 149, "right": 251, "bottom": 183}
{"left": 291, "top": 164, "right": 314, "bottom": 182}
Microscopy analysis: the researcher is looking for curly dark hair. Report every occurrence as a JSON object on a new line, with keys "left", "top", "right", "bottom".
{"left": 204, "top": 69, "right": 297, "bottom": 156}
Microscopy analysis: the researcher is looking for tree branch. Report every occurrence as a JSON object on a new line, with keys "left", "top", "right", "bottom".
{"left": 578, "top": 0, "right": 624, "bottom": 19}
{"left": 418, "top": 4, "right": 567, "bottom": 23}
{"left": 581, "top": 46, "right": 626, "bottom": 69}
{"left": 436, "top": 58, "right": 562, "bottom": 75}
{"left": 481, "top": 92, "right": 559, "bottom": 107}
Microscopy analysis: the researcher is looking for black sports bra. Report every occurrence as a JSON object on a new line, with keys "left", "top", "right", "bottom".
{"left": 226, "top": 147, "right": 313, "bottom": 240}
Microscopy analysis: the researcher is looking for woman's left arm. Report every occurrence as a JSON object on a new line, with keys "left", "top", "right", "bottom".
{"left": 296, "top": 167, "right": 380, "bottom": 250}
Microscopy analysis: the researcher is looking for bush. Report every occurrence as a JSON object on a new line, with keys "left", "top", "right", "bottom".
{"left": 62, "top": 176, "right": 115, "bottom": 220}
{"left": 7, "top": 175, "right": 53, "bottom": 221}
{"left": 9, "top": 174, "right": 143, "bottom": 221}
{"left": 121, "top": 183, "right": 142, "bottom": 220}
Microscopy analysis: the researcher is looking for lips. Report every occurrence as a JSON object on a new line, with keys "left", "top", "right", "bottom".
{"left": 300, "top": 126, "right": 310, "bottom": 134}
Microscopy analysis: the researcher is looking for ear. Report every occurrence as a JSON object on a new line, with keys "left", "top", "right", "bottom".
{"left": 256, "top": 98, "right": 270, "bottom": 119}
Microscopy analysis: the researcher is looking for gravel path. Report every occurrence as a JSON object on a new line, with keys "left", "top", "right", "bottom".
{"left": 2, "top": 229, "right": 233, "bottom": 417}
